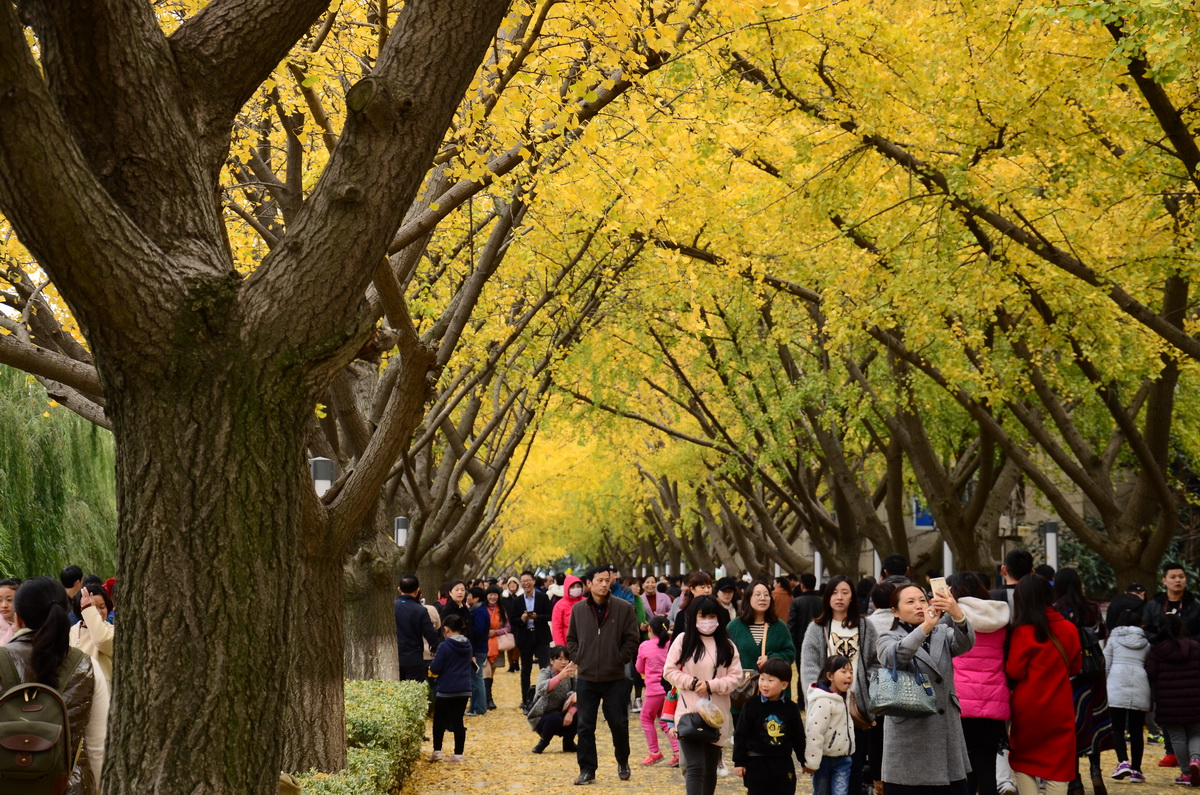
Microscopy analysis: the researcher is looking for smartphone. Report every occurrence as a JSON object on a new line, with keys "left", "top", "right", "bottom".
{"left": 930, "top": 577, "right": 950, "bottom": 600}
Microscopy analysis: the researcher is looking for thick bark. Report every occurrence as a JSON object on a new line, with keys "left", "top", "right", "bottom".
{"left": 104, "top": 356, "right": 313, "bottom": 793}
{"left": 343, "top": 519, "right": 403, "bottom": 682}
{"left": 281, "top": 548, "right": 346, "bottom": 773}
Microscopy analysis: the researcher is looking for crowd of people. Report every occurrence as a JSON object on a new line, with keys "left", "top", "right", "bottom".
{"left": 0, "top": 566, "right": 115, "bottom": 792}
{"left": 396, "top": 553, "right": 1200, "bottom": 795}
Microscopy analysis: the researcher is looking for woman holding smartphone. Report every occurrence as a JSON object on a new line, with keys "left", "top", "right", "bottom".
{"left": 875, "top": 583, "right": 975, "bottom": 794}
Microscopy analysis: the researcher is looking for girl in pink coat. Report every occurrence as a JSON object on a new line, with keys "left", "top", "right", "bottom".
{"left": 636, "top": 616, "right": 679, "bottom": 765}
{"left": 948, "top": 572, "right": 1012, "bottom": 795}
{"left": 551, "top": 575, "right": 584, "bottom": 646}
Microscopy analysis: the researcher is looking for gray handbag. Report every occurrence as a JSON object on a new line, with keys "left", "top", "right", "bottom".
{"left": 867, "top": 647, "right": 937, "bottom": 718}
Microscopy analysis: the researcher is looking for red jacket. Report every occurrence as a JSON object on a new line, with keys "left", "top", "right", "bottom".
{"left": 1005, "top": 608, "right": 1082, "bottom": 782}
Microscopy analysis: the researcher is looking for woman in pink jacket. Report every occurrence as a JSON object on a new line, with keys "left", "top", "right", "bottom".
{"left": 551, "top": 575, "right": 584, "bottom": 647}
{"left": 664, "top": 595, "right": 743, "bottom": 795}
{"left": 948, "top": 572, "right": 1011, "bottom": 795}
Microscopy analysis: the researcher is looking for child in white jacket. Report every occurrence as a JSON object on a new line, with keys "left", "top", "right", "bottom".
{"left": 804, "top": 654, "right": 856, "bottom": 795}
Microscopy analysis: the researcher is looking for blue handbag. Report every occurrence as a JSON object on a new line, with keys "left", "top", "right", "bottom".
{"left": 867, "top": 646, "right": 938, "bottom": 718}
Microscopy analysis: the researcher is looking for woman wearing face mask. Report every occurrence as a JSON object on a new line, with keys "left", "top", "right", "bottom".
{"left": 552, "top": 575, "right": 586, "bottom": 647}
{"left": 875, "top": 583, "right": 974, "bottom": 794}
{"left": 664, "top": 595, "right": 743, "bottom": 795}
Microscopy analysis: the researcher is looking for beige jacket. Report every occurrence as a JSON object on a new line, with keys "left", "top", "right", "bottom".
{"left": 69, "top": 605, "right": 114, "bottom": 687}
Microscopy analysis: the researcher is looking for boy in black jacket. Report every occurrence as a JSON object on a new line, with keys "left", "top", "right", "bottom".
{"left": 732, "top": 659, "right": 806, "bottom": 795}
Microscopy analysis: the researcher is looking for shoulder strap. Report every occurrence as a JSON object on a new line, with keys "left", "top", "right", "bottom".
{"left": 0, "top": 646, "right": 17, "bottom": 689}
{"left": 1048, "top": 632, "right": 1072, "bottom": 671}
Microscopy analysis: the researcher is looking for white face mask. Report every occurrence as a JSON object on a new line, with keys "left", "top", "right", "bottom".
{"left": 569, "top": 586, "right": 583, "bottom": 598}
{"left": 696, "top": 618, "right": 719, "bottom": 635}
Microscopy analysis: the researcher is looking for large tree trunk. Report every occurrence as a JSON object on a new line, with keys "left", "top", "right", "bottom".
{"left": 344, "top": 525, "right": 403, "bottom": 681}
{"left": 104, "top": 362, "right": 312, "bottom": 792}
{"left": 282, "top": 547, "right": 347, "bottom": 773}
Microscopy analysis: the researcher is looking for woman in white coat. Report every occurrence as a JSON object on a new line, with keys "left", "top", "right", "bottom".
{"left": 1104, "top": 609, "right": 1151, "bottom": 782}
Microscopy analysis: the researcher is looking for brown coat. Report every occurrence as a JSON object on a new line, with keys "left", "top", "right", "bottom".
{"left": 771, "top": 585, "right": 792, "bottom": 623}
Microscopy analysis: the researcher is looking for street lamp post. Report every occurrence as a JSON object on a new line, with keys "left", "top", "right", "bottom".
{"left": 309, "top": 457, "right": 334, "bottom": 497}
{"left": 394, "top": 516, "right": 409, "bottom": 548}
{"left": 1041, "top": 520, "right": 1059, "bottom": 571}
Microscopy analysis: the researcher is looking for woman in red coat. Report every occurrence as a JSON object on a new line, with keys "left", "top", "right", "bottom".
{"left": 1006, "top": 575, "right": 1082, "bottom": 795}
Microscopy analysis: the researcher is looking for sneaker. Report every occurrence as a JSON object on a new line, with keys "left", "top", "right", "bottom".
{"left": 430, "top": 750, "right": 444, "bottom": 762}
{"left": 668, "top": 753, "right": 680, "bottom": 768}
{"left": 1176, "top": 774, "right": 1191, "bottom": 786}
{"left": 446, "top": 754, "right": 464, "bottom": 764}
{"left": 1149, "top": 732, "right": 1165, "bottom": 745}
{"left": 1112, "top": 762, "right": 1133, "bottom": 780}
{"left": 1164, "top": 755, "right": 1181, "bottom": 768}
{"left": 640, "top": 752, "right": 664, "bottom": 766}
{"left": 716, "top": 759, "right": 729, "bottom": 777}
{"left": 1191, "top": 759, "right": 1200, "bottom": 786}
{"left": 632, "top": 697, "right": 642, "bottom": 713}
{"left": 1130, "top": 770, "right": 1146, "bottom": 783}
{"left": 997, "top": 784, "right": 1016, "bottom": 795}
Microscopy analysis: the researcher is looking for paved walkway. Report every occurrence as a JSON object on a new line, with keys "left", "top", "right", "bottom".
{"left": 402, "top": 667, "right": 1185, "bottom": 794}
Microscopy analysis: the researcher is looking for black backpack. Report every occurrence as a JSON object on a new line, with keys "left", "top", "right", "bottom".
{"left": 0, "top": 646, "right": 86, "bottom": 795}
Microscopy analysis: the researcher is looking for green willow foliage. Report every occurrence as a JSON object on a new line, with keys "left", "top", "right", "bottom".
{"left": 0, "top": 366, "right": 116, "bottom": 578}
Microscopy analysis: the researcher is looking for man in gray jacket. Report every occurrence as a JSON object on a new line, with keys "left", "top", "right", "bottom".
{"left": 567, "top": 565, "right": 641, "bottom": 785}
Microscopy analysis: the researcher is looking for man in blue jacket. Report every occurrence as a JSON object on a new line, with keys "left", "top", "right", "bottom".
{"left": 394, "top": 574, "right": 440, "bottom": 682}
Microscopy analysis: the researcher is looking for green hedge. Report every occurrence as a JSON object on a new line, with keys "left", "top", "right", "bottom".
{"left": 295, "top": 680, "right": 427, "bottom": 794}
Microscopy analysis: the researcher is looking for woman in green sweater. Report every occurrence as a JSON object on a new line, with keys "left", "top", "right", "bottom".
{"left": 727, "top": 579, "right": 797, "bottom": 709}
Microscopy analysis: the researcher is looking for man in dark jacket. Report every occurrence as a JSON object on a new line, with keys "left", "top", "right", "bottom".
{"left": 508, "top": 570, "right": 553, "bottom": 710}
{"left": 1143, "top": 562, "right": 1200, "bottom": 638}
{"left": 988, "top": 548, "right": 1034, "bottom": 607}
{"left": 787, "top": 572, "right": 822, "bottom": 652}
{"left": 567, "top": 565, "right": 641, "bottom": 785}
{"left": 1106, "top": 582, "right": 1147, "bottom": 630}
{"left": 394, "top": 574, "right": 440, "bottom": 681}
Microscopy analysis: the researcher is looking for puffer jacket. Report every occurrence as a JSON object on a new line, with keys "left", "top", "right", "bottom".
{"left": 1105, "top": 625, "right": 1151, "bottom": 710}
{"left": 804, "top": 682, "right": 855, "bottom": 770}
{"left": 951, "top": 597, "right": 1011, "bottom": 721}
{"left": 552, "top": 576, "right": 584, "bottom": 646}
{"left": 429, "top": 633, "right": 475, "bottom": 695}
{"left": 1147, "top": 635, "right": 1200, "bottom": 724}
{"left": 2, "top": 630, "right": 107, "bottom": 794}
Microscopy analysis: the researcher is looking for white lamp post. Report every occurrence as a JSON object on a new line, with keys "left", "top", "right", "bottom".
{"left": 1041, "top": 520, "right": 1059, "bottom": 571}
{"left": 813, "top": 551, "right": 823, "bottom": 588}
{"left": 943, "top": 540, "right": 954, "bottom": 576}
{"left": 309, "top": 457, "right": 335, "bottom": 497}
{"left": 873, "top": 550, "right": 882, "bottom": 580}
{"left": 394, "top": 516, "right": 409, "bottom": 548}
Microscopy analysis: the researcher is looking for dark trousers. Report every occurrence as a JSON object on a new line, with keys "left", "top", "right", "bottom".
{"left": 536, "top": 711, "right": 578, "bottom": 745}
{"left": 849, "top": 726, "right": 866, "bottom": 793}
{"left": 678, "top": 736, "right": 721, "bottom": 795}
{"left": 866, "top": 720, "right": 885, "bottom": 784}
{"left": 433, "top": 695, "right": 468, "bottom": 754}
{"left": 574, "top": 677, "right": 631, "bottom": 774}
{"left": 962, "top": 717, "right": 1006, "bottom": 795}
{"left": 1111, "top": 707, "right": 1146, "bottom": 770}
{"left": 744, "top": 755, "right": 798, "bottom": 795}
{"left": 519, "top": 641, "right": 549, "bottom": 703}
{"left": 399, "top": 663, "right": 428, "bottom": 682}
